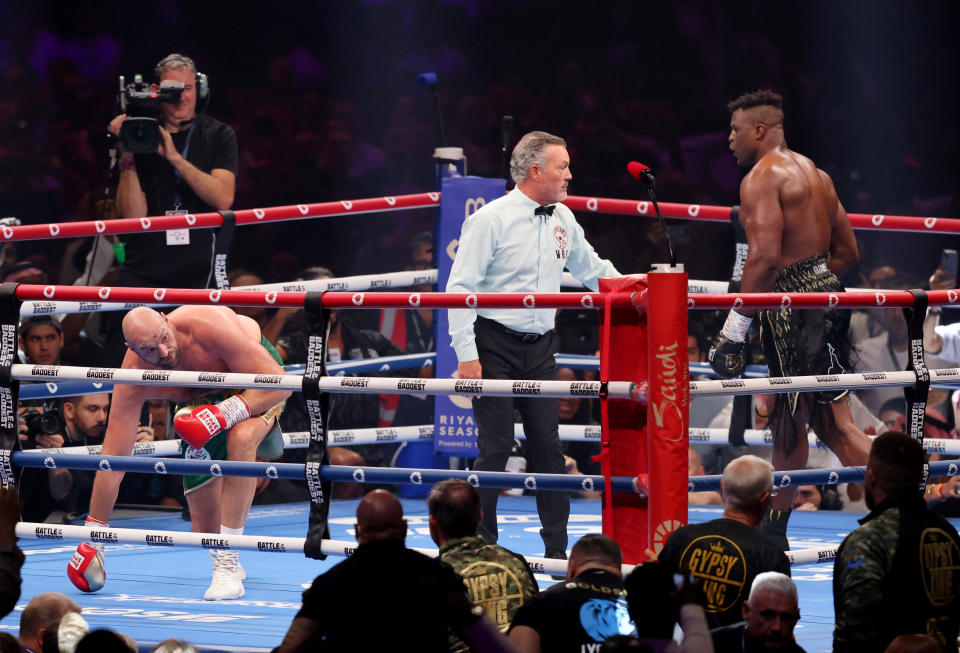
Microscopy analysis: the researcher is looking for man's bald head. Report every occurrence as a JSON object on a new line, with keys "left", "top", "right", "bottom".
{"left": 122, "top": 307, "right": 180, "bottom": 368}
{"left": 122, "top": 307, "right": 164, "bottom": 345}
{"left": 355, "top": 489, "right": 407, "bottom": 545}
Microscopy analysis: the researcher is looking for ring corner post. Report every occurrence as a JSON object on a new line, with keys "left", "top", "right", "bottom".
{"left": 599, "top": 275, "right": 650, "bottom": 564}
{"left": 646, "top": 264, "right": 689, "bottom": 559}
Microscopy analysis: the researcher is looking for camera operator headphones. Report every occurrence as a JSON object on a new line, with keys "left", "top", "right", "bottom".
{"left": 154, "top": 53, "right": 209, "bottom": 100}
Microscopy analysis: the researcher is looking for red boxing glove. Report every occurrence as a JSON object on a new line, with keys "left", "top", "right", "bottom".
{"left": 174, "top": 395, "right": 251, "bottom": 450}
{"left": 67, "top": 542, "right": 106, "bottom": 592}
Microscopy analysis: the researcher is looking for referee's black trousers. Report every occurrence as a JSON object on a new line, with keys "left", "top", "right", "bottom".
{"left": 471, "top": 317, "right": 569, "bottom": 553}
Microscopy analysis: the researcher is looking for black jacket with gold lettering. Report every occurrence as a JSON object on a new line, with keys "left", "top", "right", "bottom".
{"left": 658, "top": 517, "right": 791, "bottom": 632}
{"left": 833, "top": 490, "right": 960, "bottom": 652}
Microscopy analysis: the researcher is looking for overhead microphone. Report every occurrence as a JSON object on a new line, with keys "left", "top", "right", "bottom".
{"left": 416, "top": 72, "right": 446, "bottom": 147}
{"left": 500, "top": 115, "right": 514, "bottom": 182}
{"left": 626, "top": 160, "right": 656, "bottom": 187}
{"left": 626, "top": 161, "right": 677, "bottom": 267}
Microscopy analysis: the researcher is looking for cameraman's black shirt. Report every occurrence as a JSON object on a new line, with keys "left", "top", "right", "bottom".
{"left": 126, "top": 114, "right": 238, "bottom": 288}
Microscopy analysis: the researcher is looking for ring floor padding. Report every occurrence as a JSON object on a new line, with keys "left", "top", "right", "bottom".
{"left": 5, "top": 497, "right": 955, "bottom": 652}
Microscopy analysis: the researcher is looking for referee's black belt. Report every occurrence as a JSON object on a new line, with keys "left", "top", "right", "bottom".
{"left": 477, "top": 316, "right": 544, "bottom": 343}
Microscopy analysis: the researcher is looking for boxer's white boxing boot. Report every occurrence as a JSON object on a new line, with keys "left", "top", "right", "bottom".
{"left": 208, "top": 548, "right": 246, "bottom": 581}
{"left": 204, "top": 549, "right": 244, "bottom": 600}
{"left": 67, "top": 518, "right": 108, "bottom": 592}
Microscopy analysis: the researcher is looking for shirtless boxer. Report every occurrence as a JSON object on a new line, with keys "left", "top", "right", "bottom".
{"left": 708, "top": 90, "right": 871, "bottom": 547}
{"left": 67, "top": 306, "right": 291, "bottom": 599}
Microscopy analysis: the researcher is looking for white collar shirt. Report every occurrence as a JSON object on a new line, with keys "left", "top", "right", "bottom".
{"left": 446, "top": 186, "right": 619, "bottom": 362}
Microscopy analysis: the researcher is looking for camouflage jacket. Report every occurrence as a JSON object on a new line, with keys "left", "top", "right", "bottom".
{"left": 439, "top": 535, "right": 539, "bottom": 633}
{"left": 833, "top": 490, "right": 960, "bottom": 652}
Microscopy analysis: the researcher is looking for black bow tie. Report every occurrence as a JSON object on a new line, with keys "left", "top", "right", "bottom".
{"left": 534, "top": 205, "right": 555, "bottom": 217}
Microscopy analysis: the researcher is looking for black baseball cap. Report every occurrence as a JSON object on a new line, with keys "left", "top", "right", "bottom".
{"left": 19, "top": 315, "right": 62, "bottom": 338}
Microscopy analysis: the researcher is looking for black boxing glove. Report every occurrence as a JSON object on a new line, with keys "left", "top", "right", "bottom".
{"left": 708, "top": 309, "right": 753, "bottom": 378}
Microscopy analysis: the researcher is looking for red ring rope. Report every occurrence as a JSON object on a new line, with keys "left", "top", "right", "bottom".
{"left": 0, "top": 191, "right": 954, "bottom": 243}
{"left": 13, "top": 285, "right": 959, "bottom": 310}
{"left": 15, "top": 284, "right": 608, "bottom": 309}
{"left": 688, "top": 289, "right": 960, "bottom": 310}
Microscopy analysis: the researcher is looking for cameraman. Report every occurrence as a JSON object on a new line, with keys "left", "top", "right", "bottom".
{"left": 108, "top": 53, "right": 238, "bottom": 290}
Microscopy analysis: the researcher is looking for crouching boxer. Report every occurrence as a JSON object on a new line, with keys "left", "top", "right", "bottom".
{"left": 709, "top": 89, "right": 871, "bottom": 549}
{"left": 68, "top": 306, "right": 290, "bottom": 600}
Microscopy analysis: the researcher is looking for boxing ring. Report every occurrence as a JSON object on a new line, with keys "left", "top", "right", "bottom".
{"left": 0, "top": 189, "right": 959, "bottom": 652}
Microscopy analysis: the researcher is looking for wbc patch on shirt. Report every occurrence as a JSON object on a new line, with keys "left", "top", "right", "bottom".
{"left": 554, "top": 225, "right": 569, "bottom": 260}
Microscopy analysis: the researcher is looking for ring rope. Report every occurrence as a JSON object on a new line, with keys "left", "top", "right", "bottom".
{"left": 17, "top": 284, "right": 959, "bottom": 311}
{"left": 687, "top": 459, "right": 960, "bottom": 493}
{"left": 689, "top": 289, "right": 959, "bottom": 311}
{"left": 688, "top": 428, "right": 960, "bottom": 456}
{"left": 0, "top": 193, "right": 442, "bottom": 243}
{"left": 561, "top": 196, "right": 959, "bottom": 235}
{"left": 17, "top": 284, "right": 609, "bottom": 310}
{"left": 13, "top": 522, "right": 832, "bottom": 570}
{"left": 18, "top": 355, "right": 782, "bottom": 400}
{"left": 3, "top": 191, "right": 953, "bottom": 244}
{"left": 13, "top": 364, "right": 638, "bottom": 400}
{"left": 12, "top": 453, "right": 629, "bottom": 494}
{"left": 31, "top": 422, "right": 602, "bottom": 459}
{"left": 21, "top": 270, "right": 436, "bottom": 316}
{"left": 17, "top": 450, "right": 958, "bottom": 493}
{"left": 685, "top": 369, "right": 960, "bottom": 397}
{"left": 17, "top": 354, "right": 436, "bottom": 400}
{"left": 32, "top": 425, "right": 960, "bottom": 459}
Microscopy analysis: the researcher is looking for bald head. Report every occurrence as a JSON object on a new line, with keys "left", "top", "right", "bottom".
{"left": 355, "top": 489, "right": 407, "bottom": 545}
{"left": 721, "top": 454, "right": 773, "bottom": 515}
{"left": 122, "top": 307, "right": 164, "bottom": 343}
{"left": 122, "top": 307, "right": 180, "bottom": 368}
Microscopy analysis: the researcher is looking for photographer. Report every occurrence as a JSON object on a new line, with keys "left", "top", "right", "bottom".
{"left": 108, "top": 53, "right": 238, "bottom": 291}
{"left": 18, "top": 402, "right": 69, "bottom": 523}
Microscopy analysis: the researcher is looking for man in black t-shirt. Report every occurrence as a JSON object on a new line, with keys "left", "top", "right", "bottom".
{"left": 276, "top": 490, "right": 512, "bottom": 652}
{"left": 658, "top": 455, "right": 791, "bottom": 634}
{"left": 108, "top": 53, "right": 238, "bottom": 290}
{"left": 508, "top": 534, "right": 634, "bottom": 652}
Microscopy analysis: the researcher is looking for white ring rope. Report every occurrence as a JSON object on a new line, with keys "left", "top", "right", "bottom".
{"left": 688, "top": 369, "right": 960, "bottom": 397}
{"left": 688, "top": 428, "right": 960, "bottom": 456}
{"left": 13, "top": 364, "right": 637, "bottom": 399}
{"left": 14, "top": 522, "right": 832, "bottom": 571}
{"left": 21, "top": 270, "right": 435, "bottom": 316}
{"left": 35, "top": 425, "right": 959, "bottom": 458}
{"left": 32, "top": 423, "right": 603, "bottom": 459}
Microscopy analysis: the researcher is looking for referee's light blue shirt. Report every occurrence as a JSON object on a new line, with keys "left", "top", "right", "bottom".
{"left": 446, "top": 186, "right": 620, "bottom": 362}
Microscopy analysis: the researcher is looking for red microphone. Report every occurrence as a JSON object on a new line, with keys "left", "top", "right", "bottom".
{"left": 626, "top": 161, "right": 655, "bottom": 186}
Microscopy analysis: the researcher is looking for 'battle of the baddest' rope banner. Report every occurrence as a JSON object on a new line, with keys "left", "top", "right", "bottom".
{"left": 903, "top": 290, "right": 931, "bottom": 491}
{"left": 303, "top": 291, "right": 332, "bottom": 560}
{"left": 12, "top": 364, "right": 639, "bottom": 399}
{"left": 211, "top": 210, "right": 236, "bottom": 291}
{"left": 13, "top": 521, "right": 833, "bottom": 569}
{"left": 725, "top": 205, "right": 752, "bottom": 448}
{"left": 0, "top": 283, "right": 20, "bottom": 488}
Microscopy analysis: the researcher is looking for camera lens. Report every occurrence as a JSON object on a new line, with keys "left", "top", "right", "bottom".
{"left": 120, "top": 117, "right": 159, "bottom": 153}
{"left": 39, "top": 411, "right": 60, "bottom": 435}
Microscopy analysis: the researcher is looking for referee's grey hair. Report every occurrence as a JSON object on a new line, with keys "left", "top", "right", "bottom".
{"left": 721, "top": 454, "right": 773, "bottom": 514}
{"left": 510, "top": 131, "right": 566, "bottom": 183}
{"left": 749, "top": 572, "right": 798, "bottom": 602}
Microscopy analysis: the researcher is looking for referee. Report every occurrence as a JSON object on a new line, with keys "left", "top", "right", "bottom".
{"left": 446, "top": 131, "right": 620, "bottom": 558}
